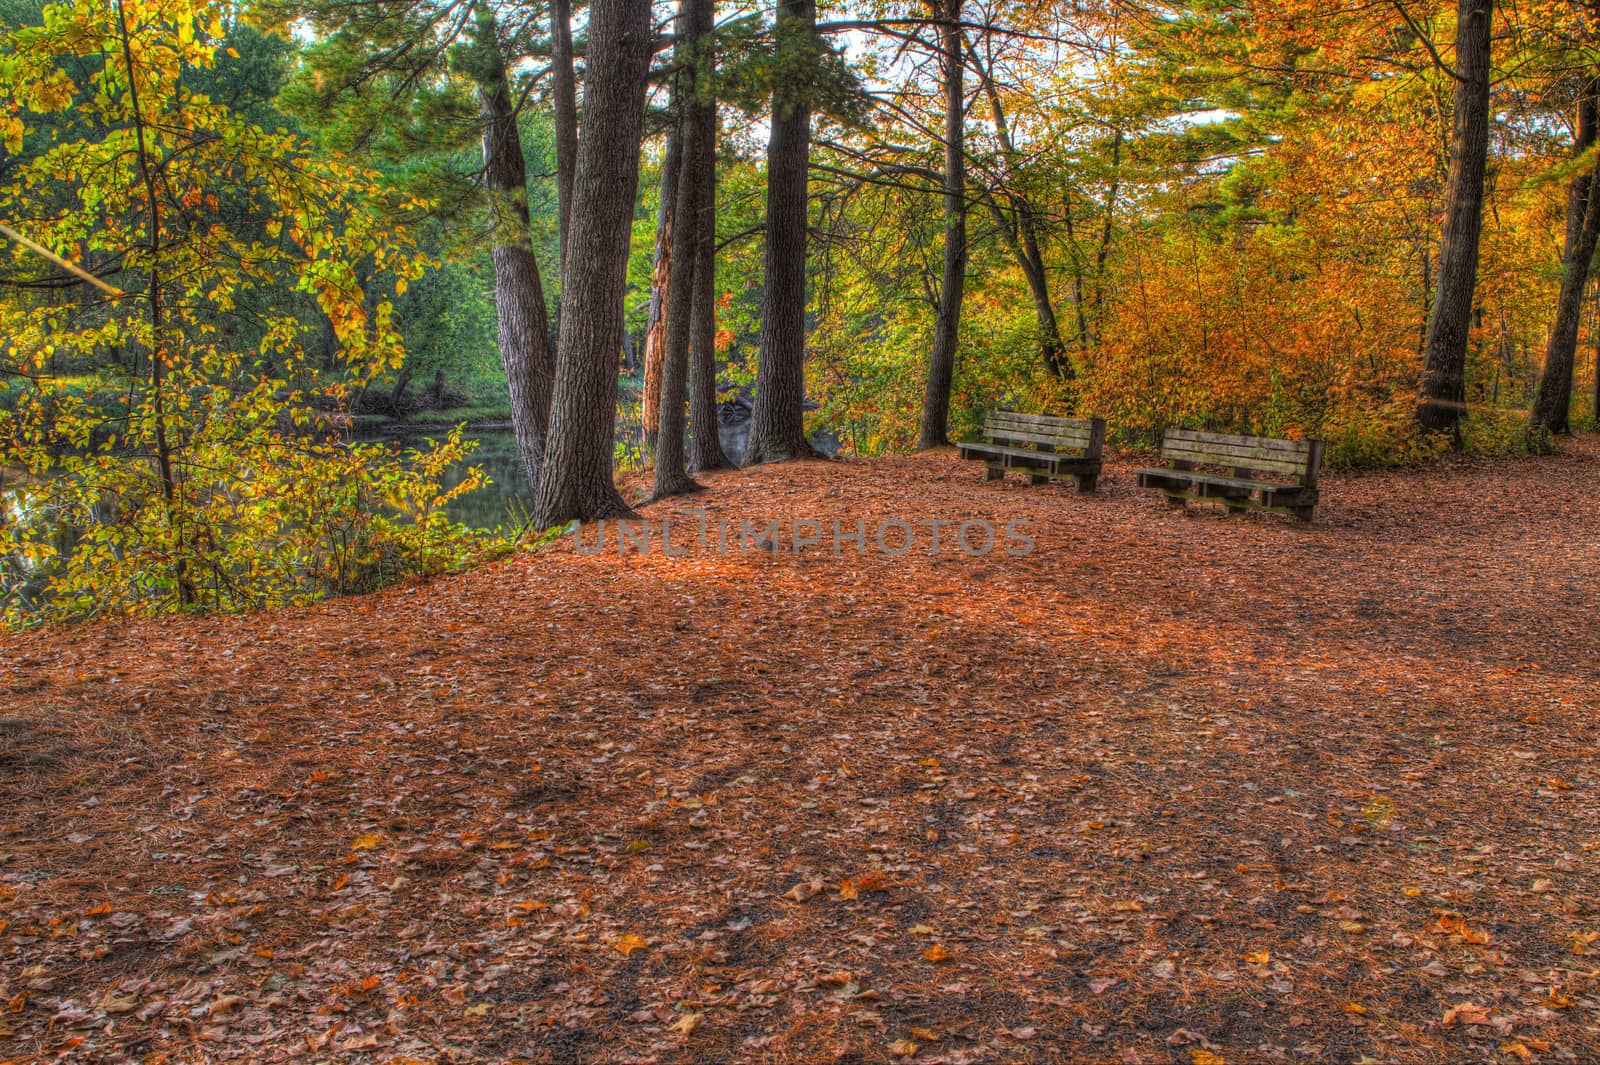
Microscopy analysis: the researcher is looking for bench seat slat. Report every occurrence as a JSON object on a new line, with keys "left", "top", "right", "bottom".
{"left": 1136, "top": 468, "right": 1313, "bottom": 496}
{"left": 1164, "top": 428, "right": 1315, "bottom": 455}
{"left": 1156, "top": 447, "right": 1312, "bottom": 477}
{"left": 984, "top": 427, "right": 1095, "bottom": 449}
{"left": 962, "top": 442, "right": 1099, "bottom": 468}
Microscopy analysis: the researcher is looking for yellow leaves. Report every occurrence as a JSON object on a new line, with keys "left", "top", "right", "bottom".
{"left": 1191, "top": 1052, "right": 1226, "bottom": 1065}
{"left": 613, "top": 933, "right": 649, "bottom": 957}
{"left": 1243, "top": 950, "right": 1270, "bottom": 965}
{"left": 667, "top": 1012, "right": 702, "bottom": 1035}
{"left": 350, "top": 833, "right": 384, "bottom": 852}
{"left": 889, "top": 1038, "right": 918, "bottom": 1057}
{"left": 1361, "top": 795, "right": 1395, "bottom": 828}
{"left": 1569, "top": 930, "right": 1598, "bottom": 954}
{"left": 1546, "top": 987, "right": 1574, "bottom": 1009}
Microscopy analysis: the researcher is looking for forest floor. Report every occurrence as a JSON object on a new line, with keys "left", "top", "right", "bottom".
{"left": 3, "top": 439, "right": 1599, "bottom": 1065}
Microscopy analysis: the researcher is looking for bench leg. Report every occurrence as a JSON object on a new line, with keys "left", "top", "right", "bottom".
{"left": 1029, "top": 473, "right": 1050, "bottom": 486}
{"left": 1292, "top": 505, "right": 1315, "bottom": 523}
{"left": 984, "top": 465, "right": 1004, "bottom": 482}
{"left": 1074, "top": 473, "right": 1098, "bottom": 493}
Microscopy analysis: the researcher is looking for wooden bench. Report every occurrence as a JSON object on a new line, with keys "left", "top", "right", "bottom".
{"left": 958, "top": 410, "right": 1105, "bottom": 492}
{"left": 1136, "top": 428, "right": 1323, "bottom": 522}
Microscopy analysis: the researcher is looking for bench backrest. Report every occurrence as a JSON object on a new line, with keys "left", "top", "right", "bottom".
{"left": 1160, "top": 428, "right": 1323, "bottom": 486}
{"left": 984, "top": 411, "right": 1105, "bottom": 457}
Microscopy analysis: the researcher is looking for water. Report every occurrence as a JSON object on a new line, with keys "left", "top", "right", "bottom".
{"left": 398, "top": 410, "right": 835, "bottom": 531}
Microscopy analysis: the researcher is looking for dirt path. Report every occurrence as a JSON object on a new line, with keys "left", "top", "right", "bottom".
{"left": 3, "top": 441, "right": 1598, "bottom": 1064}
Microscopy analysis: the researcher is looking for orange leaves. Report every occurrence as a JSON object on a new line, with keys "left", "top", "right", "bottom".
{"left": 613, "top": 934, "right": 649, "bottom": 957}
{"left": 1441, "top": 1002, "right": 1492, "bottom": 1027}
{"left": 1428, "top": 911, "right": 1490, "bottom": 946}
{"left": 921, "top": 944, "right": 951, "bottom": 963}
{"left": 349, "top": 833, "right": 384, "bottom": 852}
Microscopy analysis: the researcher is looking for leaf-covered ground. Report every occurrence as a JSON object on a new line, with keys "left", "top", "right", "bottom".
{"left": 3, "top": 441, "right": 1599, "bottom": 1064}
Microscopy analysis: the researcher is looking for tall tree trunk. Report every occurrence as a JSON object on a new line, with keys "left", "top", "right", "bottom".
{"left": 531, "top": 0, "right": 654, "bottom": 527}
{"left": 1417, "top": 0, "right": 1494, "bottom": 439}
{"left": 641, "top": 128, "right": 681, "bottom": 443}
{"left": 551, "top": 0, "right": 579, "bottom": 274}
{"left": 652, "top": 0, "right": 713, "bottom": 498}
{"left": 918, "top": 0, "right": 967, "bottom": 449}
{"left": 687, "top": 80, "right": 732, "bottom": 472}
{"left": 117, "top": 0, "right": 192, "bottom": 606}
{"left": 475, "top": 3, "right": 555, "bottom": 496}
{"left": 744, "top": 0, "right": 821, "bottom": 465}
{"left": 1533, "top": 82, "right": 1600, "bottom": 435}
{"left": 973, "top": 48, "right": 1070, "bottom": 380}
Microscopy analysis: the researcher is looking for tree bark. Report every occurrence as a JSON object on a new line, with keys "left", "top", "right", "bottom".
{"left": 687, "top": 75, "right": 732, "bottom": 472}
{"left": 1532, "top": 82, "right": 1600, "bottom": 435}
{"left": 531, "top": 0, "right": 654, "bottom": 527}
{"left": 641, "top": 127, "right": 680, "bottom": 442}
{"left": 652, "top": 0, "right": 713, "bottom": 498}
{"left": 918, "top": 0, "right": 967, "bottom": 449}
{"left": 1417, "top": 0, "right": 1494, "bottom": 439}
{"left": 551, "top": 0, "right": 579, "bottom": 274}
{"left": 475, "top": 2, "right": 555, "bottom": 497}
{"left": 744, "top": 0, "right": 822, "bottom": 465}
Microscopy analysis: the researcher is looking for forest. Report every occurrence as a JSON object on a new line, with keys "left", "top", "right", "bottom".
{"left": 1, "top": 0, "right": 1598, "bottom": 617}
{"left": 3, "top": 0, "right": 1600, "bottom": 1062}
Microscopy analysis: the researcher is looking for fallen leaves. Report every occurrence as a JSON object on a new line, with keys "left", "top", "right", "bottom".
{"left": 612, "top": 933, "right": 649, "bottom": 957}
{"left": 1442, "top": 1002, "right": 1492, "bottom": 1027}
{"left": 2, "top": 447, "right": 1599, "bottom": 1063}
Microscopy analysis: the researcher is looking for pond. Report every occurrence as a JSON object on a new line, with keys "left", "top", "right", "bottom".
{"left": 394, "top": 408, "right": 835, "bottom": 530}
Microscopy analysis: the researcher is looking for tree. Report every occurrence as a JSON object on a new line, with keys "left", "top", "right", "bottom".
{"left": 469, "top": 3, "right": 555, "bottom": 494}
{"left": 281, "top": 0, "right": 565, "bottom": 492}
{"left": 0, "top": 0, "right": 482, "bottom": 622}
{"left": 1417, "top": 0, "right": 1496, "bottom": 439}
{"left": 531, "top": 0, "right": 654, "bottom": 526}
{"left": 1532, "top": 65, "right": 1600, "bottom": 434}
{"left": 653, "top": 0, "right": 715, "bottom": 498}
{"left": 687, "top": 138, "right": 734, "bottom": 472}
{"left": 917, "top": 0, "right": 968, "bottom": 449}
{"left": 744, "top": 0, "right": 824, "bottom": 465}
{"left": 969, "top": 35, "right": 1071, "bottom": 380}
{"left": 551, "top": 0, "right": 579, "bottom": 271}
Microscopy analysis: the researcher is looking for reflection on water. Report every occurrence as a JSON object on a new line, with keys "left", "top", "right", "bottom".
{"left": 391, "top": 414, "right": 837, "bottom": 531}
